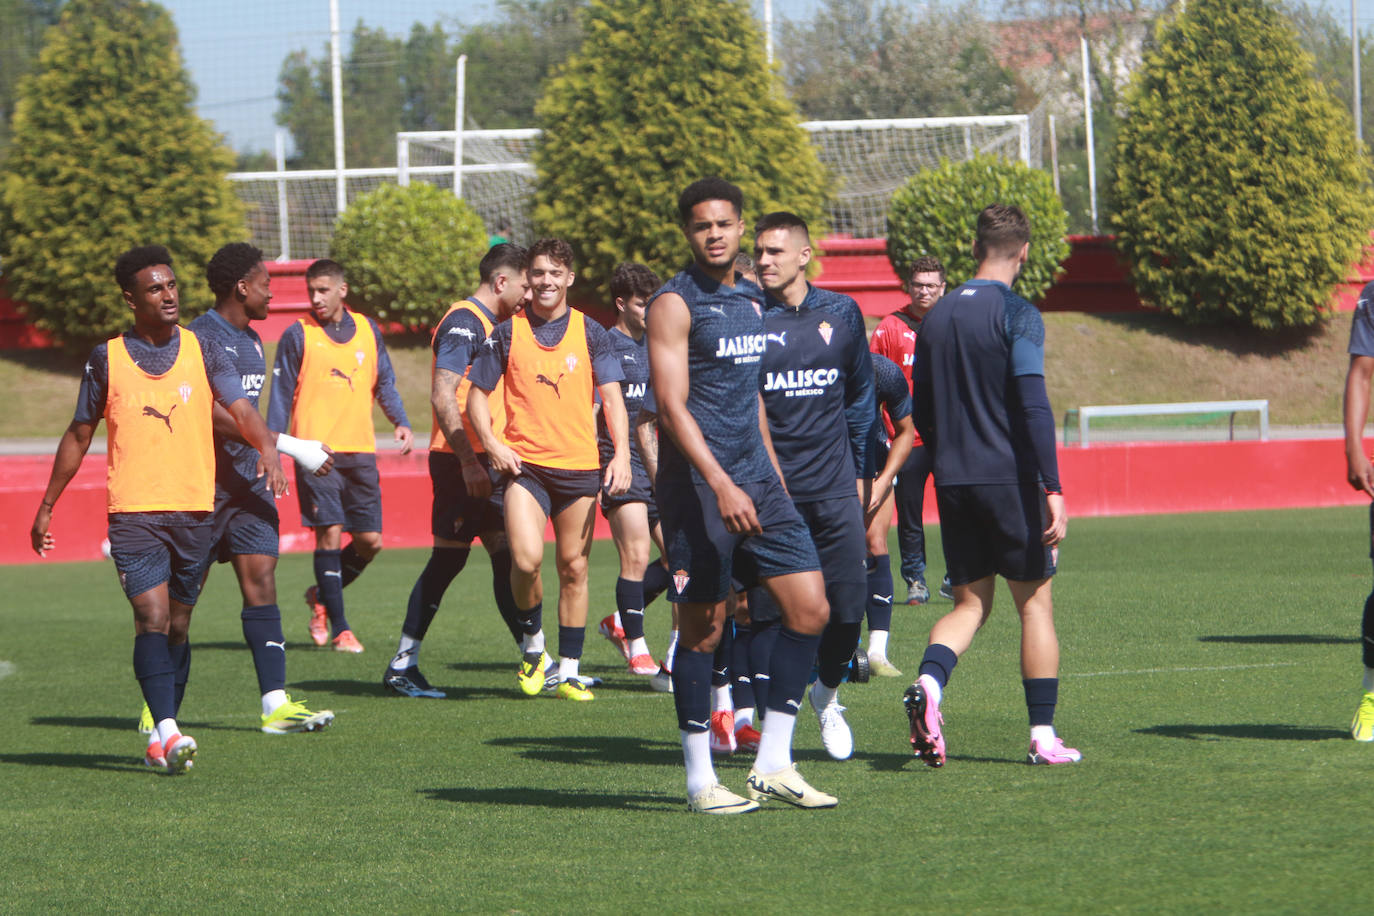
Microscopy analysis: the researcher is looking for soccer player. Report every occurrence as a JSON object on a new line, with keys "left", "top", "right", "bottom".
{"left": 870, "top": 256, "right": 948, "bottom": 604}
{"left": 188, "top": 242, "right": 335, "bottom": 734}
{"left": 632, "top": 384, "right": 681, "bottom": 694}
{"left": 648, "top": 177, "right": 835, "bottom": 813}
{"left": 1341, "top": 283, "right": 1374, "bottom": 740}
{"left": 382, "top": 244, "right": 534, "bottom": 698}
{"left": 863, "top": 351, "right": 915, "bottom": 676}
{"left": 466, "top": 238, "right": 632, "bottom": 701}
{"left": 594, "top": 261, "right": 674, "bottom": 676}
{"left": 30, "top": 245, "right": 288, "bottom": 773}
{"left": 267, "top": 259, "right": 413, "bottom": 653}
{"left": 752, "top": 211, "right": 875, "bottom": 762}
{"left": 905, "top": 204, "right": 1077, "bottom": 767}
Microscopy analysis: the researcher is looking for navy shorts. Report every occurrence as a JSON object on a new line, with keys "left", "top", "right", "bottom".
{"left": 495, "top": 463, "right": 600, "bottom": 519}
{"left": 749, "top": 494, "right": 867, "bottom": 624}
{"left": 208, "top": 475, "right": 280, "bottom": 562}
{"left": 295, "top": 454, "right": 383, "bottom": 532}
{"left": 430, "top": 450, "right": 503, "bottom": 541}
{"left": 659, "top": 476, "right": 820, "bottom": 604}
{"left": 936, "top": 482, "right": 1057, "bottom": 585}
{"left": 108, "top": 513, "right": 214, "bottom": 605}
{"left": 599, "top": 454, "right": 654, "bottom": 513}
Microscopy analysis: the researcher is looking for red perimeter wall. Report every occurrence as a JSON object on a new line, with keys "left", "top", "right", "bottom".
{"left": 2, "top": 438, "right": 1366, "bottom": 565}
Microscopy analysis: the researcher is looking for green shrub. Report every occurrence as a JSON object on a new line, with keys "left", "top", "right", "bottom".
{"left": 532, "top": 0, "right": 830, "bottom": 297}
{"left": 0, "top": 0, "right": 246, "bottom": 349}
{"left": 886, "top": 154, "right": 1069, "bottom": 301}
{"left": 329, "top": 182, "right": 489, "bottom": 327}
{"left": 1113, "top": 0, "right": 1374, "bottom": 330}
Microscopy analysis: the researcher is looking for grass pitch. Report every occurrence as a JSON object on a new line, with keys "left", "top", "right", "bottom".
{"left": 1, "top": 507, "right": 1369, "bottom": 913}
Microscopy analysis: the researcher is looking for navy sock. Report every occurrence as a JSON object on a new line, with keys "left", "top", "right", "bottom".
{"left": 642, "top": 561, "right": 671, "bottom": 605}
{"left": 866, "top": 553, "right": 894, "bottom": 632}
{"left": 615, "top": 577, "right": 647, "bottom": 641}
{"left": 766, "top": 626, "right": 821, "bottom": 717}
{"left": 919, "top": 643, "right": 959, "bottom": 689}
{"left": 313, "top": 549, "right": 349, "bottom": 636}
{"left": 1363, "top": 580, "right": 1374, "bottom": 669}
{"left": 671, "top": 648, "right": 713, "bottom": 732}
{"left": 132, "top": 632, "right": 176, "bottom": 723}
{"left": 515, "top": 601, "right": 543, "bottom": 638}
{"left": 489, "top": 548, "right": 524, "bottom": 647}
{"left": 749, "top": 619, "right": 780, "bottom": 714}
{"left": 402, "top": 547, "right": 469, "bottom": 640}
{"left": 1023, "top": 677, "right": 1058, "bottom": 727}
{"left": 558, "top": 624, "right": 585, "bottom": 661}
{"left": 731, "top": 625, "right": 755, "bottom": 710}
{"left": 817, "top": 621, "right": 862, "bottom": 689}
{"left": 711, "top": 620, "right": 734, "bottom": 687}
{"left": 241, "top": 604, "right": 286, "bottom": 695}
{"left": 339, "top": 542, "right": 372, "bottom": 588}
{"left": 169, "top": 641, "right": 190, "bottom": 716}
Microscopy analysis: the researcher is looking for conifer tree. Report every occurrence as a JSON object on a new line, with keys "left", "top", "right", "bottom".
{"left": 1, "top": 0, "right": 245, "bottom": 346}
{"left": 532, "top": 0, "right": 830, "bottom": 295}
{"left": 1113, "top": 0, "right": 1374, "bottom": 329}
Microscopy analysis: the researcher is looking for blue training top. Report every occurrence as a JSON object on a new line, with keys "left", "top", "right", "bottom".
{"left": 597, "top": 327, "right": 650, "bottom": 474}
{"left": 913, "top": 278, "right": 1060, "bottom": 490}
{"left": 759, "top": 300, "right": 871, "bottom": 502}
{"left": 189, "top": 309, "right": 269, "bottom": 490}
{"left": 1350, "top": 281, "right": 1374, "bottom": 358}
{"left": 646, "top": 265, "right": 775, "bottom": 487}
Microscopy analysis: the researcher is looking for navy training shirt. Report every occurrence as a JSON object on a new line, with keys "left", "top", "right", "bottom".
{"left": 646, "top": 265, "right": 775, "bottom": 488}
{"left": 759, "top": 302, "right": 869, "bottom": 502}
{"left": 870, "top": 351, "right": 912, "bottom": 449}
{"left": 433, "top": 297, "right": 497, "bottom": 377}
{"left": 189, "top": 309, "right": 269, "bottom": 488}
{"left": 913, "top": 278, "right": 1057, "bottom": 488}
{"left": 1350, "top": 281, "right": 1374, "bottom": 358}
{"left": 597, "top": 327, "right": 650, "bottom": 473}
{"left": 466, "top": 307, "right": 624, "bottom": 394}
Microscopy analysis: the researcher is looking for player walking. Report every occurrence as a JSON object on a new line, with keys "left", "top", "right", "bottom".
{"left": 383, "top": 244, "right": 535, "bottom": 698}
{"left": 904, "top": 204, "right": 1077, "bottom": 767}
{"left": 188, "top": 243, "right": 335, "bottom": 734}
{"left": 467, "top": 238, "right": 632, "bottom": 701}
{"left": 862, "top": 352, "right": 915, "bottom": 676}
{"left": 648, "top": 178, "right": 835, "bottom": 813}
{"left": 31, "top": 245, "right": 288, "bottom": 773}
{"left": 1341, "top": 281, "right": 1374, "bottom": 740}
{"left": 268, "top": 259, "right": 413, "bottom": 653}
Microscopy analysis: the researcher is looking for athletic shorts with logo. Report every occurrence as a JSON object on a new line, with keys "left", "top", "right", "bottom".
{"left": 208, "top": 474, "right": 280, "bottom": 562}
{"left": 294, "top": 454, "right": 383, "bottom": 532}
{"left": 660, "top": 476, "right": 820, "bottom": 604}
{"left": 493, "top": 462, "right": 601, "bottom": 519}
{"left": 748, "top": 494, "right": 866, "bottom": 624}
{"left": 108, "top": 512, "right": 214, "bottom": 604}
{"left": 936, "top": 482, "right": 1057, "bottom": 585}
{"left": 429, "top": 450, "right": 502, "bottom": 541}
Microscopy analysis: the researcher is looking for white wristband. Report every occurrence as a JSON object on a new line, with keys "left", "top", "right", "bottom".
{"left": 276, "top": 433, "right": 329, "bottom": 473}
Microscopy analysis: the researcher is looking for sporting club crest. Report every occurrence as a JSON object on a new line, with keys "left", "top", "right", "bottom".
{"left": 178, "top": 382, "right": 193, "bottom": 404}
{"left": 817, "top": 321, "right": 833, "bottom": 345}
{"left": 565, "top": 353, "right": 578, "bottom": 373}
{"left": 673, "top": 569, "right": 691, "bottom": 594}
{"left": 751, "top": 300, "right": 762, "bottom": 318}
{"left": 355, "top": 350, "right": 366, "bottom": 366}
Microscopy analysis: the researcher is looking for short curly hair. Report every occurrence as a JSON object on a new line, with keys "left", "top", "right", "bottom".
{"left": 206, "top": 242, "right": 265, "bottom": 298}
{"left": 609, "top": 262, "right": 661, "bottom": 303}
{"left": 114, "top": 245, "right": 173, "bottom": 291}
{"left": 529, "top": 238, "right": 575, "bottom": 269}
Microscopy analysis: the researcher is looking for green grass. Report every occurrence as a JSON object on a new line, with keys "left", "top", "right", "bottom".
{"left": 1, "top": 508, "right": 1370, "bottom": 912}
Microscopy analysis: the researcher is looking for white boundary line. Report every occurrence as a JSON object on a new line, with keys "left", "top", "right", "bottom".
{"left": 1065, "top": 662, "right": 1299, "bottom": 678}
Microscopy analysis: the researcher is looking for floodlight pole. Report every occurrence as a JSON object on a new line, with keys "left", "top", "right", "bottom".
{"left": 455, "top": 54, "right": 467, "bottom": 198}
{"left": 1081, "top": 36, "right": 1099, "bottom": 235}
{"left": 1049, "top": 114, "right": 1060, "bottom": 196}
{"left": 330, "top": 0, "right": 346, "bottom": 215}
{"left": 1355, "top": 0, "right": 1363, "bottom": 144}
{"left": 275, "top": 128, "right": 291, "bottom": 261}
{"left": 764, "top": 0, "right": 774, "bottom": 64}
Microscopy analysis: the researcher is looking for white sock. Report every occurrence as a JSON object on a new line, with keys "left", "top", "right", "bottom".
{"left": 682, "top": 729, "right": 716, "bottom": 798}
{"left": 559, "top": 656, "right": 580, "bottom": 682}
{"left": 1030, "top": 725, "right": 1057, "bottom": 744}
{"left": 1364, "top": 667, "right": 1374, "bottom": 693}
{"left": 919, "top": 673, "right": 942, "bottom": 706}
{"left": 712, "top": 684, "right": 733, "bottom": 713}
{"left": 614, "top": 610, "right": 624, "bottom": 631}
{"left": 522, "top": 629, "right": 546, "bottom": 656}
{"left": 628, "top": 636, "right": 649, "bottom": 658}
{"left": 390, "top": 635, "right": 420, "bottom": 670}
{"left": 155, "top": 718, "right": 181, "bottom": 746}
{"left": 810, "top": 682, "right": 838, "bottom": 710}
{"left": 147, "top": 730, "right": 160, "bottom": 749}
{"left": 664, "top": 629, "right": 680, "bottom": 671}
{"left": 754, "top": 710, "right": 798, "bottom": 773}
{"left": 868, "top": 629, "right": 889, "bottom": 657}
{"left": 735, "top": 707, "right": 755, "bottom": 730}
{"left": 261, "top": 689, "right": 288, "bottom": 717}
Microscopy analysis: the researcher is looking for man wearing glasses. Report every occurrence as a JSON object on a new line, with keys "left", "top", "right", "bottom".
{"left": 869, "top": 257, "right": 947, "bottom": 605}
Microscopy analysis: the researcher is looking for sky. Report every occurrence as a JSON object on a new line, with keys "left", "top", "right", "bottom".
{"left": 160, "top": 0, "right": 820, "bottom": 156}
